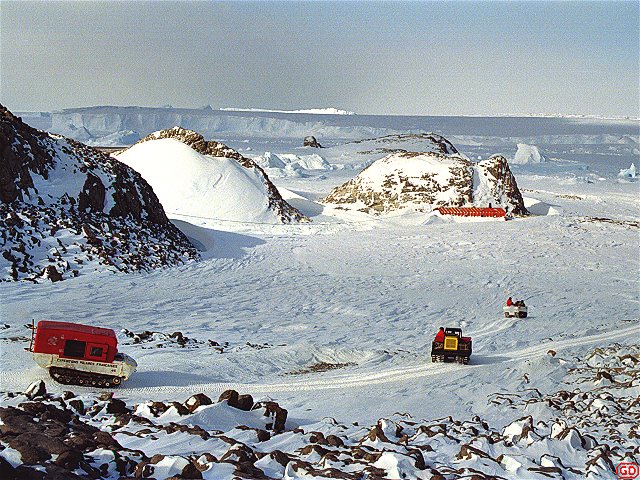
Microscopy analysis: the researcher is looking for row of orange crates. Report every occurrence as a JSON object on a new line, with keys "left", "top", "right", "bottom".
{"left": 438, "top": 207, "right": 507, "bottom": 218}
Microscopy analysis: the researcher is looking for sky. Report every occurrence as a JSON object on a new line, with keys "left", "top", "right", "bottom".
{"left": 1, "top": 0, "right": 639, "bottom": 116}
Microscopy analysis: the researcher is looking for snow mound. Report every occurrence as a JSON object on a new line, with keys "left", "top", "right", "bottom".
{"left": 512, "top": 143, "right": 548, "bottom": 164}
{"left": 523, "top": 197, "right": 562, "bottom": 216}
{"left": 322, "top": 142, "right": 527, "bottom": 216}
{"left": 116, "top": 129, "right": 307, "bottom": 224}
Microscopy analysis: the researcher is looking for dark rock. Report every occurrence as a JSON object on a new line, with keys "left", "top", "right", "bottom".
{"left": 256, "top": 429, "right": 271, "bottom": 442}
{"left": 13, "top": 466, "right": 46, "bottom": 480}
{"left": 365, "top": 423, "right": 390, "bottom": 443}
{"left": 94, "top": 430, "right": 121, "bottom": 448}
{"left": 169, "top": 401, "right": 190, "bottom": 416}
{"left": 78, "top": 174, "right": 106, "bottom": 213}
{"left": 20, "top": 402, "right": 72, "bottom": 424}
{"left": 61, "top": 391, "right": 76, "bottom": 400}
{"left": 68, "top": 399, "right": 85, "bottom": 415}
{"left": 217, "top": 389, "right": 254, "bottom": 411}
{"left": 185, "top": 393, "right": 213, "bottom": 413}
{"left": 304, "top": 135, "right": 323, "bottom": 148}
{"left": 24, "top": 380, "right": 46, "bottom": 399}
{"left": 217, "top": 389, "right": 239, "bottom": 406}
{"left": 12, "top": 431, "right": 69, "bottom": 455}
{"left": 63, "top": 431, "right": 98, "bottom": 451}
{"left": 6, "top": 439, "right": 51, "bottom": 464}
{"left": 309, "top": 431, "right": 327, "bottom": 444}
{"left": 41, "top": 265, "right": 63, "bottom": 282}
{"left": 259, "top": 401, "right": 288, "bottom": 433}
{"left": 269, "top": 450, "right": 291, "bottom": 467}
{"left": 234, "top": 461, "right": 268, "bottom": 479}
{"left": 105, "top": 397, "right": 130, "bottom": 414}
{"left": 0, "top": 456, "right": 16, "bottom": 480}
{"left": 180, "top": 461, "right": 203, "bottom": 479}
{"left": 326, "top": 434, "right": 345, "bottom": 447}
{"left": 300, "top": 444, "right": 330, "bottom": 457}
{"left": 54, "top": 449, "right": 84, "bottom": 470}
{"left": 236, "top": 394, "right": 254, "bottom": 411}
{"left": 220, "top": 444, "right": 258, "bottom": 464}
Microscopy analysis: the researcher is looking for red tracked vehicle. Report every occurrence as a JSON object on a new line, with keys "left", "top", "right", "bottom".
{"left": 29, "top": 320, "right": 137, "bottom": 388}
{"left": 431, "top": 327, "right": 472, "bottom": 365}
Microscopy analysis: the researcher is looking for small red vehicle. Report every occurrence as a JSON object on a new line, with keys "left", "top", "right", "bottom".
{"left": 30, "top": 320, "right": 137, "bottom": 388}
{"left": 431, "top": 327, "right": 472, "bottom": 364}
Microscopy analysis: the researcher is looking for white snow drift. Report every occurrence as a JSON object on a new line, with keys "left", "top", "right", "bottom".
{"left": 116, "top": 138, "right": 288, "bottom": 224}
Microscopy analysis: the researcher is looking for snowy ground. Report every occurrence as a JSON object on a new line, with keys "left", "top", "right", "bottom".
{"left": 1, "top": 114, "right": 638, "bottom": 478}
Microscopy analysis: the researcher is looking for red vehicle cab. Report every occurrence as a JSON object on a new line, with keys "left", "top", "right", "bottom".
{"left": 32, "top": 320, "right": 118, "bottom": 363}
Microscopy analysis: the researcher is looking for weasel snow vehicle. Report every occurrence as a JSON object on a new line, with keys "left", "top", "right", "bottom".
{"left": 504, "top": 302, "right": 528, "bottom": 318}
{"left": 30, "top": 320, "right": 137, "bottom": 387}
{"left": 431, "top": 327, "right": 472, "bottom": 365}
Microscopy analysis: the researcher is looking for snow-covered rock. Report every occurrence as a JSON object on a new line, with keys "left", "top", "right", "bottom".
{"left": 618, "top": 162, "right": 637, "bottom": 179}
{"left": 115, "top": 127, "right": 308, "bottom": 224}
{"left": 0, "top": 106, "right": 198, "bottom": 282}
{"left": 512, "top": 143, "right": 548, "bottom": 164}
{"left": 252, "top": 152, "right": 332, "bottom": 178}
{"left": 322, "top": 135, "right": 527, "bottom": 215}
{"left": 303, "top": 135, "right": 322, "bottom": 148}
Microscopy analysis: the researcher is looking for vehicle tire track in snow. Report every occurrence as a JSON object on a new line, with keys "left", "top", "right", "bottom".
{"left": 116, "top": 322, "right": 640, "bottom": 396}
{"left": 3, "top": 323, "right": 637, "bottom": 395}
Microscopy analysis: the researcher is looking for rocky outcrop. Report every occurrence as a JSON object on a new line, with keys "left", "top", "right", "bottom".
{"left": 130, "top": 127, "right": 308, "bottom": 224}
{"left": 322, "top": 141, "right": 527, "bottom": 216}
{"left": 303, "top": 135, "right": 323, "bottom": 148}
{"left": 348, "top": 132, "right": 460, "bottom": 156}
{"left": 0, "top": 105, "right": 198, "bottom": 282}
{"left": 476, "top": 155, "right": 527, "bottom": 215}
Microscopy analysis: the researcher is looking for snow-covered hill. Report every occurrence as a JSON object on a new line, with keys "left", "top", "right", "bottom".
{"left": 322, "top": 135, "right": 527, "bottom": 215}
{"left": 115, "top": 127, "right": 308, "bottom": 224}
{"left": 0, "top": 106, "right": 198, "bottom": 282}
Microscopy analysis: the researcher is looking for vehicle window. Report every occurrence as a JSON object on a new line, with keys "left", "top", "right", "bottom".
{"left": 63, "top": 340, "right": 86, "bottom": 358}
{"left": 89, "top": 346, "right": 104, "bottom": 357}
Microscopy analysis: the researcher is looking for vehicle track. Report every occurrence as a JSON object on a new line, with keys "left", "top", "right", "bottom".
{"left": 3, "top": 322, "right": 638, "bottom": 396}
{"left": 119, "top": 322, "right": 640, "bottom": 396}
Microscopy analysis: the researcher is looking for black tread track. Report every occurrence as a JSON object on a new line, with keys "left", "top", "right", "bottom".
{"left": 49, "top": 367, "right": 123, "bottom": 388}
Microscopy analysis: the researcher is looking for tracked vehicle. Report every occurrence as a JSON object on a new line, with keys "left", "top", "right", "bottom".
{"left": 30, "top": 320, "right": 137, "bottom": 388}
{"left": 504, "top": 303, "right": 528, "bottom": 318}
{"left": 431, "top": 327, "right": 472, "bottom": 365}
